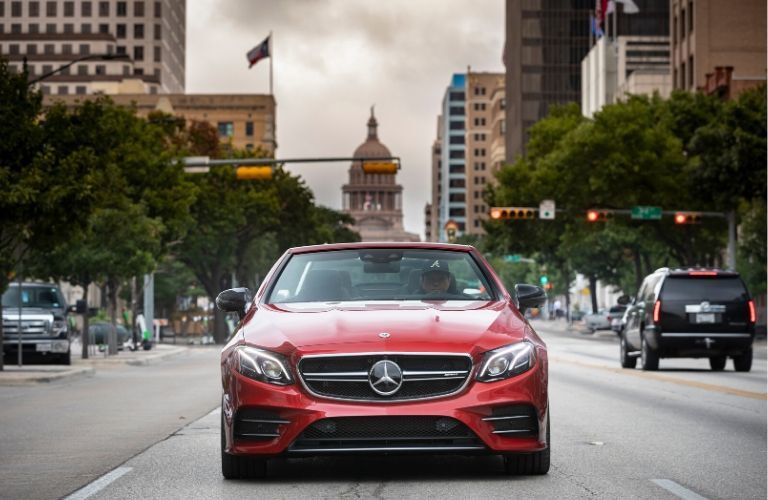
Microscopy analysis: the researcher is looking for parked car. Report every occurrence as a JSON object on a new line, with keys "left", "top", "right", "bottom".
{"left": 608, "top": 305, "right": 629, "bottom": 334}
{"left": 584, "top": 309, "right": 611, "bottom": 331}
{"left": 620, "top": 268, "right": 756, "bottom": 372}
{"left": 217, "top": 242, "right": 550, "bottom": 478}
{"left": 611, "top": 307, "right": 632, "bottom": 334}
{"left": 88, "top": 322, "right": 132, "bottom": 350}
{"left": 2, "top": 282, "right": 71, "bottom": 364}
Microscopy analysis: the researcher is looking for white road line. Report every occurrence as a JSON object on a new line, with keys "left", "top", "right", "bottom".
{"left": 64, "top": 467, "right": 132, "bottom": 500}
{"left": 652, "top": 479, "right": 710, "bottom": 500}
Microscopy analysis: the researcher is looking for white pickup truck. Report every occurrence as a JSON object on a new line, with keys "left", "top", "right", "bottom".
{"left": 2, "top": 283, "right": 71, "bottom": 365}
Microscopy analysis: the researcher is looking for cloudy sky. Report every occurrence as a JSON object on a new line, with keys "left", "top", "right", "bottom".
{"left": 187, "top": 0, "right": 505, "bottom": 236}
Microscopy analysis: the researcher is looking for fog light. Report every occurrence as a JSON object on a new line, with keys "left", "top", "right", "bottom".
{"left": 52, "top": 341, "right": 69, "bottom": 353}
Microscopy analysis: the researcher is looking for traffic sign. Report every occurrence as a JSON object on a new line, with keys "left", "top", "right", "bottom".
{"left": 631, "top": 206, "right": 662, "bottom": 220}
{"left": 539, "top": 199, "right": 555, "bottom": 220}
{"left": 504, "top": 254, "right": 522, "bottom": 263}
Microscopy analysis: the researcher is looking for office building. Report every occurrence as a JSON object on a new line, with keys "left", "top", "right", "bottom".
{"left": 504, "top": 0, "right": 669, "bottom": 161}
{"left": 0, "top": 0, "right": 186, "bottom": 94}
{"left": 671, "top": 0, "right": 766, "bottom": 98}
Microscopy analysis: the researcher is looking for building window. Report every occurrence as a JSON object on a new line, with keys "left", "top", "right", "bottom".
{"left": 449, "top": 150, "right": 465, "bottom": 159}
{"left": 152, "top": 46, "right": 160, "bottom": 62}
{"left": 245, "top": 121, "right": 254, "bottom": 136}
{"left": 133, "top": 46, "right": 144, "bottom": 61}
{"left": 9, "top": 44, "right": 19, "bottom": 55}
{"left": 134, "top": 24, "right": 144, "bottom": 39}
{"left": 448, "top": 179, "right": 465, "bottom": 188}
{"left": 99, "top": 23, "right": 109, "bottom": 34}
{"left": 81, "top": 23, "right": 92, "bottom": 34}
{"left": 29, "top": 1, "right": 40, "bottom": 17}
{"left": 680, "top": 9, "right": 686, "bottom": 39}
{"left": 57, "top": 86, "right": 69, "bottom": 95}
{"left": 672, "top": 15, "right": 677, "bottom": 45}
{"left": 154, "top": 1, "right": 161, "bottom": 17}
{"left": 79, "top": 44, "right": 89, "bottom": 55}
{"left": 0, "top": 3, "right": 4, "bottom": 16}
{"left": 116, "top": 24, "right": 126, "bottom": 38}
{"left": 688, "top": 1, "right": 694, "bottom": 33}
{"left": 45, "top": 1, "right": 56, "bottom": 15}
{"left": 76, "top": 86, "right": 87, "bottom": 95}
{"left": 60, "top": 66, "right": 70, "bottom": 76}
{"left": 11, "top": 23, "right": 21, "bottom": 33}
{"left": 62, "top": 44, "right": 72, "bottom": 55}
{"left": 81, "top": 1, "right": 92, "bottom": 16}
{"left": 26, "top": 44, "right": 37, "bottom": 55}
{"left": 41, "top": 85, "right": 50, "bottom": 95}
{"left": 688, "top": 55, "right": 694, "bottom": 89}
{"left": 78, "top": 65, "right": 88, "bottom": 76}
{"left": 154, "top": 24, "right": 161, "bottom": 40}
{"left": 63, "top": 23, "right": 74, "bottom": 33}
{"left": 133, "top": 68, "right": 144, "bottom": 75}
{"left": 116, "top": 46, "right": 126, "bottom": 55}
{"left": 135, "top": 1, "right": 144, "bottom": 16}
{"left": 449, "top": 135, "right": 465, "bottom": 145}
{"left": 44, "top": 44, "right": 54, "bottom": 55}
{"left": 29, "top": 23, "right": 39, "bottom": 34}
{"left": 63, "top": 1, "right": 74, "bottom": 16}
{"left": 449, "top": 91, "right": 465, "bottom": 101}
{"left": 680, "top": 62, "right": 686, "bottom": 89}
{"left": 99, "top": 1, "right": 109, "bottom": 16}
{"left": 117, "top": 1, "right": 127, "bottom": 16}
{"left": 95, "top": 65, "right": 106, "bottom": 75}
{"left": 218, "top": 122, "right": 234, "bottom": 137}
{"left": 449, "top": 106, "right": 465, "bottom": 116}
{"left": 11, "top": 2, "right": 21, "bottom": 17}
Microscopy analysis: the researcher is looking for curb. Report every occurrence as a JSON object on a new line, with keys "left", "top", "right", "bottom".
{"left": 0, "top": 365, "right": 95, "bottom": 386}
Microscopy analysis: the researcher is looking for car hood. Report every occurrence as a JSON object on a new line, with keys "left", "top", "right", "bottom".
{"left": 240, "top": 300, "right": 527, "bottom": 358}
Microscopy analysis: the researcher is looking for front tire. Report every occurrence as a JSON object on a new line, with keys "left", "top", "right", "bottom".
{"left": 620, "top": 335, "right": 637, "bottom": 369}
{"left": 709, "top": 356, "right": 726, "bottom": 371}
{"left": 221, "top": 407, "right": 266, "bottom": 479}
{"left": 504, "top": 412, "right": 550, "bottom": 475}
{"left": 640, "top": 334, "right": 659, "bottom": 371}
{"left": 733, "top": 349, "right": 753, "bottom": 372}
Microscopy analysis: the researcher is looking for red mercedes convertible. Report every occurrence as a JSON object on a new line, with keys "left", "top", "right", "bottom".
{"left": 218, "top": 242, "right": 549, "bottom": 478}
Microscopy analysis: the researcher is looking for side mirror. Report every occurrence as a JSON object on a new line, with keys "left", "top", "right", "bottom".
{"left": 515, "top": 284, "right": 547, "bottom": 313}
{"left": 216, "top": 288, "right": 253, "bottom": 320}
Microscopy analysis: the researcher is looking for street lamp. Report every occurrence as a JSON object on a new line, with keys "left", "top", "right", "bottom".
{"left": 26, "top": 53, "right": 130, "bottom": 86}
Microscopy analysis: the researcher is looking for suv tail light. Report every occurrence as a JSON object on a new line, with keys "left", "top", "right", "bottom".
{"left": 688, "top": 271, "right": 718, "bottom": 276}
{"left": 748, "top": 300, "right": 756, "bottom": 323}
{"left": 653, "top": 300, "right": 661, "bottom": 323}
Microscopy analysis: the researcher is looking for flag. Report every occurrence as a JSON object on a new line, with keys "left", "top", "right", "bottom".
{"left": 595, "top": 0, "right": 608, "bottom": 23}
{"left": 591, "top": 14, "right": 605, "bottom": 38}
{"left": 247, "top": 35, "right": 270, "bottom": 68}
{"left": 612, "top": 0, "right": 639, "bottom": 14}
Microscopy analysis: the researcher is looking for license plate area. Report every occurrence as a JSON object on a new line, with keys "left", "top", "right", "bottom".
{"left": 695, "top": 313, "right": 716, "bottom": 324}
{"left": 35, "top": 342, "right": 52, "bottom": 352}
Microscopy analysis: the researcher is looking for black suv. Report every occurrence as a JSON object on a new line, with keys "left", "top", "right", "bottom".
{"left": 620, "top": 268, "right": 755, "bottom": 372}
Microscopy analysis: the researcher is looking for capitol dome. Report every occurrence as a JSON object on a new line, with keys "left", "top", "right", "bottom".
{"left": 353, "top": 108, "right": 391, "bottom": 159}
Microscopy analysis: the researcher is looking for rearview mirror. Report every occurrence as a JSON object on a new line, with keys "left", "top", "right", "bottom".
{"left": 515, "top": 284, "right": 547, "bottom": 313}
{"left": 216, "top": 288, "right": 253, "bottom": 320}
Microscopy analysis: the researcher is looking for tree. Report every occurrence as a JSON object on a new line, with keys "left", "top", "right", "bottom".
{"left": 0, "top": 59, "right": 101, "bottom": 369}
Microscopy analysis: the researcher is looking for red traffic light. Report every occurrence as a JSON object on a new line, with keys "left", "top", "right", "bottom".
{"left": 586, "top": 209, "right": 613, "bottom": 222}
{"left": 674, "top": 212, "right": 702, "bottom": 224}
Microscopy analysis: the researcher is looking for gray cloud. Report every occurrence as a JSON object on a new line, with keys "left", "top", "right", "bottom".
{"left": 188, "top": 0, "right": 504, "bottom": 236}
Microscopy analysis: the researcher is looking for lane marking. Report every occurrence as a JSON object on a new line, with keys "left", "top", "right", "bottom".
{"left": 652, "top": 479, "right": 709, "bottom": 500}
{"left": 550, "top": 356, "right": 767, "bottom": 401}
{"left": 64, "top": 466, "right": 132, "bottom": 500}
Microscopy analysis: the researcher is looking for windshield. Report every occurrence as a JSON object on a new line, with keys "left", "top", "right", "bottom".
{"left": 2, "top": 286, "right": 64, "bottom": 309}
{"left": 268, "top": 249, "right": 495, "bottom": 303}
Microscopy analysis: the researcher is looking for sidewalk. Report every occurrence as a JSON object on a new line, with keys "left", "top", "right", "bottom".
{"left": 0, "top": 343, "right": 190, "bottom": 386}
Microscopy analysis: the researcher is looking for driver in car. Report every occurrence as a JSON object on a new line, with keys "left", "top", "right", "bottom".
{"left": 420, "top": 260, "right": 453, "bottom": 295}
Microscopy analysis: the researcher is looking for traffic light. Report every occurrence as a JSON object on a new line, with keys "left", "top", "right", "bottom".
{"left": 544, "top": 283, "right": 553, "bottom": 291}
{"left": 586, "top": 209, "right": 615, "bottom": 222}
{"left": 362, "top": 161, "right": 398, "bottom": 175}
{"left": 236, "top": 166, "right": 272, "bottom": 180}
{"left": 674, "top": 211, "right": 702, "bottom": 224}
{"left": 489, "top": 207, "right": 537, "bottom": 220}
{"left": 540, "top": 275, "right": 549, "bottom": 286}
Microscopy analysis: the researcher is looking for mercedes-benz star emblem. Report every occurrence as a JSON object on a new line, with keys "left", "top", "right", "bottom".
{"left": 368, "top": 360, "right": 403, "bottom": 396}
{"left": 378, "top": 332, "right": 390, "bottom": 339}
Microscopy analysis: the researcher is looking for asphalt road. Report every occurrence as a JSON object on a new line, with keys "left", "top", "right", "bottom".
{"left": 1, "top": 324, "right": 765, "bottom": 499}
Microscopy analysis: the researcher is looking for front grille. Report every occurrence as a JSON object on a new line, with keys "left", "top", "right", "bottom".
{"left": 233, "top": 408, "right": 290, "bottom": 441}
{"left": 482, "top": 404, "right": 538, "bottom": 438}
{"left": 289, "top": 416, "right": 485, "bottom": 453}
{"left": 298, "top": 353, "right": 472, "bottom": 402}
{"left": 2, "top": 320, "right": 50, "bottom": 335}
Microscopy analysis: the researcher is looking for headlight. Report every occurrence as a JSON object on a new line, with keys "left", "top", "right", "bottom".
{"left": 53, "top": 319, "right": 67, "bottom": 332}
{"left": 476, "top": 341, "right": 536, "bottom": 382}
{"left": 235, "top": 346, "right": 293, "bottom": 385}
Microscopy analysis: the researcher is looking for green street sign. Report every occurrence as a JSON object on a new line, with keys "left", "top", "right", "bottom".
{"left": 631, "top": 205, "right": 662, "bottom": 220}
{"left": 504, "top": 254, "right": 522, "bottom": 263}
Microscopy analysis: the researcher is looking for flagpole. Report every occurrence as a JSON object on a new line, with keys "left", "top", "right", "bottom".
{"left": 269, "top": 30, "right": 273, "bottom": 96}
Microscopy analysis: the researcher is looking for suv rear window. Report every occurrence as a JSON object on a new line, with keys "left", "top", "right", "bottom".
{"left": 661, "top": 277, "right": 748, "bottom": 302}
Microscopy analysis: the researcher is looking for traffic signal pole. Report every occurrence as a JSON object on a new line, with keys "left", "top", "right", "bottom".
{"left": 182, "top": 156, "right": 402, "bottom": 175}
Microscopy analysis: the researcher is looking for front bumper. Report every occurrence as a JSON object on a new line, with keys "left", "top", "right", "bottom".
{"left": 222, "top": 362, "right": 548, "bottom": 457}
{"left": 3, "top": 337, "right": 70, "bottom": 354}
